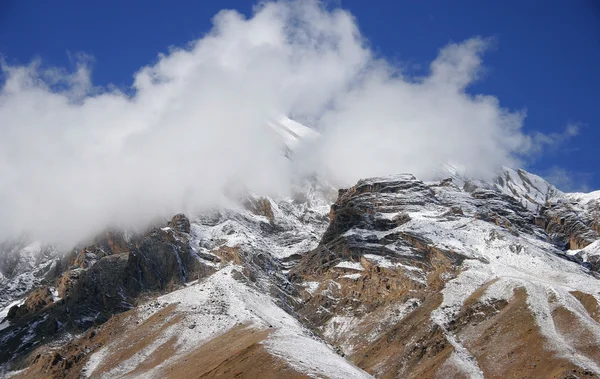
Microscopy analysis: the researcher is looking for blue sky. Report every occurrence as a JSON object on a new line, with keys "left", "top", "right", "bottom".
{"left": 1, "top": 0, "right": 599, "bottom": 191}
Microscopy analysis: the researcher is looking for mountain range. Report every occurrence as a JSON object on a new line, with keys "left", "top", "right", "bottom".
{"left": 0, "top": 120, "right": 599, "bottom": 378}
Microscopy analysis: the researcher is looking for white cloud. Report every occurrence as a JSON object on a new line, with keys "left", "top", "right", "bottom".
{"left": 528, "top": 122, "right": 580, "bottom": 155}
{"left": 543, "top": 166, "right": 592, "bottom": 193}
{"left": 0, "top": 0, "right": 557, "bottom": 245}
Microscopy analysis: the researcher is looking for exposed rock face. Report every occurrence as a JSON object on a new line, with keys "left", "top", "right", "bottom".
{"left": 290, "top": 174, "right": 600, "bottom": 377}
{"left": 1, "top": 171, "right": 600, "bottom": 378}
{"left": 124, "top": 225, "right": 207, "bottom": 295}
{"left": 168, "top": 213, "right": 192, "bottom": 234}
{"left": 540, "top": 197, "right": 600, "bottom": 249}
{"left": 72, "top": 231, "right": 130, "bottom": 269}
{"left": 0, "top": 214, "right": 216, "bottom": 366}
{"left": 244, "top": 197, "right": 276, "bottom": 224}
{"left": 6, "top": 287, "right": 54, "bottom": 321}
{"left": 56, "top": 269, "right": 84, "bottom": 299}
{"left": 450, "top": 166, "right": 600, "bottom": 272}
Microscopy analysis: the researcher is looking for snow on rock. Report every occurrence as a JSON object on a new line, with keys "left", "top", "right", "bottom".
{"left": 323, "top": 298, "right": 422, "bottom": 355}
{"left": 567, "top": 240, "right": 600, "bottom": 264}
{"left": 362, "top": 254, "right": 395, "bottom": 268}
{"left": 340, "top": 273, "right": 362, "bottom": 280}
{"left": 190, "top": 177, "right": 332, "bottom": 262}
{"left": 323, "top": 316, "right": 360, "bottom": 343}
{"left": 0, "top": 239, "right": 61, "bottom": 311}
{"left": 0, "top": 259, "right": 58, "bottom": 311}
{"left": 334, "top": 261, "right": 365, "bottom": 271}
{"left": 4, "top": 165, "right": 600, "bottom": 377}
{"left": 566, "top": 190, "right": 600, "bottom": 205}
{"left": 0, "top": 298, "right": 26, "bottom": 332}
{"left": 494, "top": 167, "right": 562, "bottom": 210}
{"left": 302, "top": 281, "right": 320, "bottom": 295}
{"left": 439, "top": 165, "right": 563, "bottom": 212}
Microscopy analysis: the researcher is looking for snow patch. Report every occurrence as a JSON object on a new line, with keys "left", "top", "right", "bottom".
{"left": 334, "top": 261, "right": 364, "bottom": 271}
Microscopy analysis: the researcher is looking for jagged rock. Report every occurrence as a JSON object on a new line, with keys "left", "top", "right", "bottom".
{"left": 7, "top": 287, "right": 54, "bottom": 321}
{"left": 291, "top": 175, "right": 464, "bottom": 331}
{"left": 319, "top": 175, "right": 425, "bottom": 246}
{"left": 168, "top": 213, "right": 191, "bottom": 234}
{"left": 72, "top": 231, "right": 130, "bottom": 269}
{"left": 0, "top": 214, "right": 214, "bottom": 366}
{"left": 67, "top": 253, "right": 131, "bottom": 324}
{"left": 244, "top": 197, "right": 275, "bottom": 224}
{"left": 57, "top": 268, "right": 84, "bottom": 299}
{"left": 124, "top": 224, "right": 208, "bottom": 295}
{"left": 539, "top": 199, "right": 600, "bottom": 251}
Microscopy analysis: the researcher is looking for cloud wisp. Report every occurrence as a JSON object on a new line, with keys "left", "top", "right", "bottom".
{"left": 0, "top": 0, "right": 557, "bottom": 245}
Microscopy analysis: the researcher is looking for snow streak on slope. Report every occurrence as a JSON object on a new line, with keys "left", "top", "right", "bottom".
{"left": 84, "top": 265, "right": 371, "bottom": 379}
{"left": 399, "top": 184, "right": 600, "bottom": 373}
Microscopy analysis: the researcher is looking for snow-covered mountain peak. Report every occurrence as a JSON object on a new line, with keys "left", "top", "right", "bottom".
{"left": 495, "top": 166, "right": 562, "bottom": 205}
{"left": 437, "top": 163, "right": 563, "bottom": 212}
{"left": 267, "top": 116, "right": 320, "bottom": 151}
{"left": 566, "top": 190, "right": 600, "bottom": 205}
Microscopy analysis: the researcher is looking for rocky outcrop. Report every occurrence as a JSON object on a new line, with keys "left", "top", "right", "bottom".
{"left": 72, "top": 231, "right": 130, "bottom": 269}
{"left": 6, "top": 287, "right": 54, "bottom": 321}
{"left": 449, "top": 167, "right": 600, "bottom": 271}
{"left": 0, "top": 214, "right": 214, "bottom": 367}
{"left": 538, "top": 199, "right": 600, "bottom": 251}
{"left": 124, "top": 225, "right": 207, "bottom": 295}
{"left": 289, "top": 174, "right": 600, "bottom": 377}
{"left": 0, "top": 242, "right": 65, "bottom": 312}
{"left": 56, "top": 269, "right": 84, "bottom": 299}
{"left": 470, "top": 188, "right": 536, "bottom": 236}
{"left": 168, "top": 213, "right": 192, "bottom": 234}
{"left": 244, "top": 197, "right": 275, "bottom": 224}
{"left": 319, "top": 175, "right": 430, "bottom": 246}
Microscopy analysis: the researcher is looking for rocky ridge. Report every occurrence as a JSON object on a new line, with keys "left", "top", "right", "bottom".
{"left": 0, "top": 169, "right": 599, "bottom": 378}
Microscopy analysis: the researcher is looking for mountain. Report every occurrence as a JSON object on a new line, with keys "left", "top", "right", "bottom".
{"left": 1, "top": 121, "right": 600, "bottom": 378}
{"left": 290, "top": 173, "right": 600, "bottom": 378}
{"left": 442, "top": 164, "right": 563, "bottom": 212}
{"left": 267, "top": 116, "right": 321, "bottom": 152}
